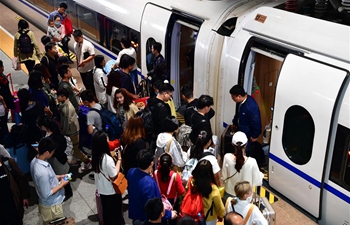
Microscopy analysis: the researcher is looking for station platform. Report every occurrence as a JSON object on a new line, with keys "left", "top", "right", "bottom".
{"left": 0, "top": 2, "right": 318, "bottom": 225}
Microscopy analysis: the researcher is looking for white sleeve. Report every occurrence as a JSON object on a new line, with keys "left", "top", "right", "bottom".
{"left": 94, "top": 70, "right": 107, "bottom": 89}
{"left": 103, "top": 155, "right": 117, "bottom": 178}
{"left": 115, "top": 51, "right": 124, "bottom": 67}
{"left": 251, "top": 158, "right": 263, "bottom": 186}
{"left": 211, "top": 156, "right": 221, "bottom": 174}
{"left": 222, "top": 154, "right": 228, "bottom": 179}
{"left": 88, "top": 42, "right": 95, "bottom": 56}
{"left": 169, "top": 140, "right": 186, "bottom": 167}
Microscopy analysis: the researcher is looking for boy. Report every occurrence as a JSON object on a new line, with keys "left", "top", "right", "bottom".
{"left": 47, "top": 19, "right": 61, "bottom": 43}
{"left": 57, "top": 88, "right": 90, "bottom": 172}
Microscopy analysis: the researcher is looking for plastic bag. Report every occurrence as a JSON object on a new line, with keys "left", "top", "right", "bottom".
{"left": 12, "top": 57, "right": 21, "bottom": 70}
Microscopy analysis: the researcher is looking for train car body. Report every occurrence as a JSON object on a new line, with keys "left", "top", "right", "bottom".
{"left": 3, "top": 0, "right": 350, "bottom": 224}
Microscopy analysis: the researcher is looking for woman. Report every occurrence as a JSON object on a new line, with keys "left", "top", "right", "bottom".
{"left": 93, "top": 55, "right": 107, "bottom": 105}
{"left": 17, "top": 88, "right": 44, "bottom": 160}
{"left": 222, "top": 131, "right": 263, "bottom": 199}
{"left": 155, "top": 116, "right": 186, "bottom": 171}
{"left": 187, "top": 130, "right": 221, "bottom": 186}
{"left": 120, "top": 115, "right": 146, "bottom": 176}
{"left": 113, "top": 88, "right": 139, "bottom": 129}
{"left": 91, "top": 131, "right": 125, "bottom": 225}
{"left": 36, "top": 115, "right": 73, "bottom": 200}
{"left": 106, "top": 70, "right": 120, "bottom": 113}
{"left": 14, "top": 19, "right": 42, "bottom": 73}
{"left": 189, "top": 160, "right": 225, "bottom": 225}
{"left": 154, "top": 153, "right": 185, "bottom": 225}
{"left": 225, "top": 181, "right": 267, "bottom": 225}
{"left": 28, "top": 70, "right": 53, "bottom": 117}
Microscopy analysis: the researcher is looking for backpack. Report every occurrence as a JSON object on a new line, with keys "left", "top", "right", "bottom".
{"left": 177, "top": 124, "right": 193, "bottom": 152}
{"left": 154, "top": 170, "right": 177, "bottom": 210}
{"left": 18, "top": 30, "right": 34, "bottom": 54}
{"left": 137, "top": 102, "right": 164, "bottom": 141}
{"left": 181, "top": 151, "right": 214, "bottom": 185}
{"left": 90, "top": 105, "right": 123, "bottom": 141}
{"left": 180, "top": 177, "right": 214, "bottom": 222}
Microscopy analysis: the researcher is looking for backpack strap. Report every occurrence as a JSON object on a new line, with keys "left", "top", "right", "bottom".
{"left": 205, "top": 200, "right": 214, "bottom": 221}
{"left": 243, "top": 204, "right": 255, "bottom": 225}
{"left": 225, "top": 197, "right": 233, "bottom": 213}
{"left": 199, "top": 151, "right": 215, "bottom": 160}
{"left": 165, "top": 138, "right": 173, "bottom": 153}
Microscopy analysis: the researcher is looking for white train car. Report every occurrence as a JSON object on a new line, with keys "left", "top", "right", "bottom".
{"left": 3, "top": 0, "right": 350, "bottom": 224}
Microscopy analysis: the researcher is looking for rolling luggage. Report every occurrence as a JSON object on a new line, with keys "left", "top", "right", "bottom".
{"left": 6, "top": 143, "right": 30, "bottom": 174}
{"left": 220, "top": 126, "right": 235, "bottom": 158}
{"left": 259, "top": 197, "right": 276, "bottom": 225}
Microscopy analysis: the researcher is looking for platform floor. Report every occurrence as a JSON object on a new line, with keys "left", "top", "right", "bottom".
{"left": 0, "top": 2, "right": 318, "bottom": 225}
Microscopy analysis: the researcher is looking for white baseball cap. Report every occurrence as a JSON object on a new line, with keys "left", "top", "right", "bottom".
{"left": 232, "top": 131, "right": 248, "bottom": 146}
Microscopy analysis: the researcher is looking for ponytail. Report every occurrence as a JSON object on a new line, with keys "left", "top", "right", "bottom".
{"left": 190, "top": 130, "right": 211, "bottom": 159}
{"left": 159, "top": 153, "right": 172, "bottom": 183}
{"left": 234, "top": 143, "right": 245, "bottom": 172}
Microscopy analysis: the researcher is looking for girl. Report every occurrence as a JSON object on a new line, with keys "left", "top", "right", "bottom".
{"left": 187, "top": 130, "right": 221, "bottom": 186}
{"left": 113, "top": 88, "right": 139, "bottom": 129}
{"left": 14, "top": 19, "right": 42, "bottom": 73}
{"left": 106, "top": 70, "right": 120, "bottom": 113}
{"left": 225, "top": 181, "right": 267, "bottom": 225}
{"left": 120, "top": 115, "right": 146, "bottom": 176}
{"left": 91, "top": 131, "right": 125, "bottom": 225}
{"left": 222, "top": 131, "right": 263, "bottom": 199}
{"left": 93, "top": 55, "right": 107, "bottom": 105}
{"left": 189, "top": 160, "right": 225, "bottom": 225}
{"left": 154, "top": 153, "right": 185, "bottom": 225}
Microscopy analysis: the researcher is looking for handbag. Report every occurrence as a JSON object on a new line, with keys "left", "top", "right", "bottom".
{"left": 154, "top": 170, "right": 177, "bottom": 210}
{"left": 100, "top": 167, "right": 128, "bottom": 195}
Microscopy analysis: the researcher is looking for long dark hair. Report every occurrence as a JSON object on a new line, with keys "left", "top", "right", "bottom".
{"left": 192, "top": 160, "right": 216, "bottom": 198}
{"left": 113, "top": 88, "right": 132, "bottom": 111}
{"left": 106, "top": 70, "right": 121, "bottom": 95}
{"left": 190, "top": 130, "right": 211, "bottom": 160}
{"left": 91, "top": 131, "right": 112, "bottom": 173}
{"left": 94, "top": 55, "right": 106, "bottom": 74}
{"left": 159, "top": 153, "right": 172, "bottom": 183}
{"left": 234, "top": 143, "right": 246, "bottom": 172}
{"left": 17, "top": 88, "right": 32, "bottom": 112}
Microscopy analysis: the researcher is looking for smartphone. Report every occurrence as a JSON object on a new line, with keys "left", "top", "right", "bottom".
{"left": 49, "top": 217, "right": 67, "bottom": 224}
{"left": 31, "top": 143, "right": 39, "bottom": 147}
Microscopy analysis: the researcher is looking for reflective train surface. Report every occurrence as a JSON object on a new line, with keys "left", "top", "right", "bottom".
{"left": 3, "top": 0, "right": 350, "bottom": 224}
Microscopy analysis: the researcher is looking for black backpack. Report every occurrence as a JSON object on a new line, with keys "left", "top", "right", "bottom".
{"left": 18, "top": 30, "right": 34, "bottom": 54}
{"left": 136, "top": 102, "right": 164, "bottom": 141}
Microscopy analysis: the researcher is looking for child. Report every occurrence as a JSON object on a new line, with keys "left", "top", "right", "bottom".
{"left": 47, "top": 19, "right": 61, "bottom": 43}
{"left": 225, "top": 181, "right": 267, "bottom": 225}
{"left": 113, "top": 88, "right": 139, "bottom": 129}
{"left": 57, "top": 88, "right": 90, "bottom": 169}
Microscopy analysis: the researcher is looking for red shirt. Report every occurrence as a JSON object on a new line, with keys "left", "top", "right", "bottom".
{"left": 153, "top": 170, "right": 185, "bottom": 199}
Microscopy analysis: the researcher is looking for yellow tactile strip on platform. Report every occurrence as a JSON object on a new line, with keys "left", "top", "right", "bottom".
{"left": 0, "top": 26, "right": 29, "bottom": 75}
{"left": 254, "top": 186, "right": 278, "bottom": 204}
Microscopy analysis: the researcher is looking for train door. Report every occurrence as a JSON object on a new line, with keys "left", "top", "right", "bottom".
{"left": 268, "top": 54, "right": 348, "bottom": 218}
{"left": 140, "top": 4, "right": 171, "bottom": 74}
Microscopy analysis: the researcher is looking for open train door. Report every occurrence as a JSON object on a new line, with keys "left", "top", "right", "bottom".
{"left": 140, "top": 3, "right": 171, "bottom": 75}
{"left": 269, "top": 54, "right": 348, "bottom": 218}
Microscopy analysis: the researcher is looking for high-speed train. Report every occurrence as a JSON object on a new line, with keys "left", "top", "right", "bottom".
{"left": 3, "top": 0, "right": 350, "bottom": 224}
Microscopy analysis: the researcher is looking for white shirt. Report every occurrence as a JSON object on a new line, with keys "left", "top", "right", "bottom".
{"left": 187, "top": 147, "right": 220, "bottom": 174}
{"left": 74, "top": 40, "right": 95, "bottom": 73}
{"left": 93, "top": 67, "right": 107, "bottom": 104}
{"left": 106, "top": 86, "right": 118, "bottom": 113}
{"left": 94, "top": 154, "right": 117, "bottom": 195}
{"left": 114, "top": 47, "right": 137, "bottom": 71}
{"left": 227, "top": 199, "right": 267, "bottom": 225}
{"left": 222, "top": 154, "right": 263, "bottom": 196}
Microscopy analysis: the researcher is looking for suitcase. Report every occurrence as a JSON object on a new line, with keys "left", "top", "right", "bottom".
{"left": 259, "top": 197, "right": 276, "bottom": 225}
{"left": 95, "top": 190, "right": 104, "bottom": 225}
{"left": 220, "top": 126, "right": 235, "bottom": 158}
{"left": 6, "top": 143, "right": 30, "bottom": 174}
{"left": 78, "top": 105, "right": 92, "bottom": 150}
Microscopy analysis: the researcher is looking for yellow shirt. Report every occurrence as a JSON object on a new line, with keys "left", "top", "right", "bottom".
{"left": 203, "top": 184, "right": 225, "bottom": 221}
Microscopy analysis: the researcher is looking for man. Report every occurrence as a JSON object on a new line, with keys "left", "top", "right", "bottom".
{"left": 143, "top": 197, "right": 165, "bottom": 225}
{"left": 57, "top": 65, "right": 79, "bottom": 114}
{"left": 47, "top": 2, "right": 67, "bottom": 22}
{"left": 0, "top": 60, "right": 14, "bottom": 143}
{"left": 57, "top": 88, "right": 90, "bottom": 170}
{"left": 180, "top": 84, "right": 215, "bottom": 126}
{"left": 30, "top": 137, "right": 69, "bottom": 224}
{"left": 224, "top": 212, "right": 244, "bottom": 225}
{"left": 127, "top": 149, "right": 176, "bottom": 222}
{"left": 80, "top": 90, "right": 103, "bottom": 135}
{"left": 230, "top": 84, "right": 262, "bottom": 152}
{"left": 112, "top": 36, "right": 138, "bottom": 92}
{"left": 41, "top": 42, "right": 59, "bottom": 89}
{"left": 73, "top": 29, "right": 95, "bottom": 93}
{"left": 189, "top": 94, "right": 214, "bottom": 144}
{"left": 147, "top": 82, "right": 173, "bottom": 137}
{"left": 147, "top": 42, "right": 165, "bottom": 78}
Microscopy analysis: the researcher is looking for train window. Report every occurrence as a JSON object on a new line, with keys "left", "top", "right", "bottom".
{"left": 217, "top": 17, "right": 237, "bottom": 36}
{"left": 330, "top": 125, "right": 350, "bottom": 191}
{"left": 282, "top": 105, "right": 315, "bottom": 165}
{"left": 145, "top": 38, "right": 156, "bottom": 72}
{"left": 76, "top": 4, "right": 98, "bottom": 39}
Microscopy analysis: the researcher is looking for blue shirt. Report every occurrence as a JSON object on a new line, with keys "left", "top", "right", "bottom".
{"left": 47, "top": 10, "right": 63, "bottom": 22}
{"left": 30, "top": 157, "right": 65, "bottom": 206}
{"left": 127, "top": 168, "right": 171, "bottom": 221}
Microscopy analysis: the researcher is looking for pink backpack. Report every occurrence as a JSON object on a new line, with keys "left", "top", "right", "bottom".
{"left": 154, "top": 170, "right": 177, "bottom": 210}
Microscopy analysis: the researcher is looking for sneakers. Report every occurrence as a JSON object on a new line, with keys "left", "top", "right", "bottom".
{"left": 78, "top": 159, "right": 92, "bottom": 173}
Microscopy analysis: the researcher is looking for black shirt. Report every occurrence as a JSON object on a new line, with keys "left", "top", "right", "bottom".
{"left": 123, "top": 138, "right": 146, "bottom": 177}
{"left": 41, "top": 54, "right": 59, "bottom": 89}
{"left": 0, "top": 165, "right": 19, "bottom": 224}
{"left": 189, "top": 112, "right": 213, "bottom": 144}
{"left": 0, "top": 73, "right": 15, "bottom": 109}
{"left": 184, "top": 99, "right": 215, "bottom": 126}
{"left": 147, "top": 97, "right": 171, "bottom": 136}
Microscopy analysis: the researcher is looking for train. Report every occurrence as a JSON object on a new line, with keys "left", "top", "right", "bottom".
{"left": 3, "top": 0, "right": 350, "bottom": 224}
